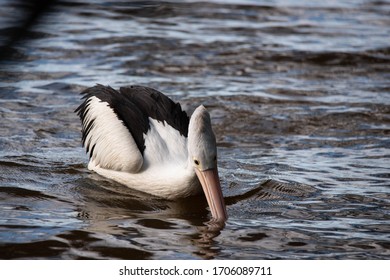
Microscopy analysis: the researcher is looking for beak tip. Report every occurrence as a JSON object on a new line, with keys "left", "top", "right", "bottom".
{"left": 195, "top": 168, "right": 228, "bottom": 223}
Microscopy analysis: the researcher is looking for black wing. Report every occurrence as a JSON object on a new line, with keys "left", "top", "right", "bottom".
{"left": 119, "top": 85, "right": 189, "bottom": 137}
{"left": 76, "top": 84, "right": 189, "bottom": 156}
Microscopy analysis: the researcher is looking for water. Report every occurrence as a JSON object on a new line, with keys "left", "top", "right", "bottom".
{"left": 0, "top": 0, "right": 389, "bottom": 259}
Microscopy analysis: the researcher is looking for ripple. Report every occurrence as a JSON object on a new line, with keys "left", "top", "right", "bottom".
{"left": 0, "top": 0, "right": 389, "bottom": 259}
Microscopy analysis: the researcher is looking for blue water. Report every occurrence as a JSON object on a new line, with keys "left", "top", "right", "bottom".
{"left": 0, "top": 0, "right": 389, "bottom": 259}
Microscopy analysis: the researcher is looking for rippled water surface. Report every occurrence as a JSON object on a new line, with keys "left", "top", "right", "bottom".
{"left": 0, "top": 0, "right": 389, "bottom": 259}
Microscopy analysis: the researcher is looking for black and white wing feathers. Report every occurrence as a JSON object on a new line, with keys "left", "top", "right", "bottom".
{"left": 75, "top": 84, "right": 189, "bottom": 173}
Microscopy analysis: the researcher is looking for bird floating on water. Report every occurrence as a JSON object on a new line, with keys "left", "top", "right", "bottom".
{"left": 76, "top": 85, "right": 227, "bottom": 221}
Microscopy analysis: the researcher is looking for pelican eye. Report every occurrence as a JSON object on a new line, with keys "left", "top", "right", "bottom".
{"left": 194, "top": 159, "right": 200, "bottom": 165}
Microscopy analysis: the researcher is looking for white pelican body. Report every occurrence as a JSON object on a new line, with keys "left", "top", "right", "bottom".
{"left": 76, "top": 85, "right": 227, "bottom": 221}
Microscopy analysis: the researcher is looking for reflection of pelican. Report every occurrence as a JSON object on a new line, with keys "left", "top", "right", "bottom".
{"left": 76, "top": 85, "right": 227, "bottom": 221}
{"left": 75, "top": 178, "right": 225, "bottom": 259}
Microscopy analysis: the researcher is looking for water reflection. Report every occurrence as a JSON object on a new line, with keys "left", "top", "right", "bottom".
{"left": 0, "top": 0, "right": 389, "bottom": 259}
{"left": 69, "top": 177, "right": 226, "bottom": 259}
{"left": 191, "top": 221, "right": 224, "bottom": 259}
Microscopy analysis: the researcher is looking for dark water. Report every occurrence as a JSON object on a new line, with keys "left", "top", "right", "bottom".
{"left": 0, "top": 0, "right": 389, "bottom": 259}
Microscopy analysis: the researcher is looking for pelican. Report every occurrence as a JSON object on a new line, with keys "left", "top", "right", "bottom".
{"left": 75, "top": 84, "right": 227, "bottom": 221}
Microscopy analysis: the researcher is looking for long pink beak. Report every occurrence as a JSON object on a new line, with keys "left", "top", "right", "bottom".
{"left": 195, "top": 168, "right": 228, "bottom": 222}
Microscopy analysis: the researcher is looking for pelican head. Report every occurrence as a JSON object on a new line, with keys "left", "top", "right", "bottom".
{"left": 188, "top": 105, "right": 228, "bottom": 222}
